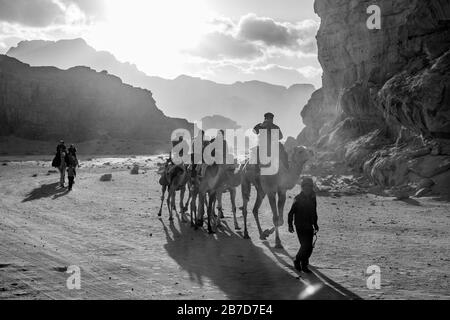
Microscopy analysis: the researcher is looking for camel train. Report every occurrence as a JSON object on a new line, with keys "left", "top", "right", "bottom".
{"left": 157, "top": 137, "right": 313, "bottom": 248}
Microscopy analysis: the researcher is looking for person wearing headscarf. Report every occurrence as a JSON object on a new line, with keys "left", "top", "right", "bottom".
{"left": 288, "top": 176, "right": 319, "bottom": 273}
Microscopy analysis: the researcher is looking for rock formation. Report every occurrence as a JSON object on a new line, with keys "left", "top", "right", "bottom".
{"left": 297, "top": 0, "right": 450, "bottom": 195}
{"left": 0, "top": 55, "right": 191, "bottom": 153}
{"left": 199, "top": 115, "right": 242, "bottom": 132}
{"left": 7, "top": 39, "right": 315, "bottom": 138}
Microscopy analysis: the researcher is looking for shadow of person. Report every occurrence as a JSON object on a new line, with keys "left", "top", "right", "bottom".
{"left": 22, "top": 182, "right": 67, "bottom": 202}
{"left": 160, "top": 213, "right": 357, "bottom": 300}
{"left": 398, "top": 198, "right": 422, "bottom": 206}
{"left": 52, "top": 189, "right": 71, "bottom": 199}
{"left": 261, "top": 242, "right": 361, "bottom": 300}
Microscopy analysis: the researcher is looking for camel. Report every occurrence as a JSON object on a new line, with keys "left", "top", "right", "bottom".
{"left": 197, "top": 163, "right": 242, "bottom": 234}
{"left": 157, "top": 163, "right": 189, "bottom": 221}
{"left": 241, "top": 146, "right": 313, "bottom": 248}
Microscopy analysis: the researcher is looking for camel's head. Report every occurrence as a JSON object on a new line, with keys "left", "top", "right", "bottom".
{"left": 290, "top": 146, "right": 314, "bottom": 167}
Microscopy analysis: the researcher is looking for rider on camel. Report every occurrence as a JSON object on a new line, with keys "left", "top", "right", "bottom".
{"left": 56, "top": 140, "right": 67, "bottom": 154}
{"left": 253, "top": 113, "right": 289, "bottom": 170}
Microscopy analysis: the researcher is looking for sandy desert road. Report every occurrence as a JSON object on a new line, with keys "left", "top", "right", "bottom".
{"left": 0, "top": 157, "right": 449, "bottom": 300}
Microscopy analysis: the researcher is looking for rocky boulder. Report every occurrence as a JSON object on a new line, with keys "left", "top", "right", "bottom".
{"left": 296, "top": 0, "right": 450, "bottom": 195}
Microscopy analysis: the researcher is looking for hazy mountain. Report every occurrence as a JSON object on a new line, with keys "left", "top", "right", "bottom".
{"left": 200, "top": 115, "right": 242, "bottom": 131}
{"left": 7, "top": 38, "right": 315, "bottom": 138}
{"left": 0, "top": 55, "right": 191, "bottom": 154}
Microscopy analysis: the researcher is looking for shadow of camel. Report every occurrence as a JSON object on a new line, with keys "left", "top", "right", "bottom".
{"left": 161, "top": 213, "right": 358, "bottom": 300}
{"left": 22, "top": 182, "right": 68, "bottom": 202}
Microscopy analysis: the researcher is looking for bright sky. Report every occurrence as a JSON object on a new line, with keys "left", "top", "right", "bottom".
{"left": 0, "top": 0, "right": 322, "bottom": 87}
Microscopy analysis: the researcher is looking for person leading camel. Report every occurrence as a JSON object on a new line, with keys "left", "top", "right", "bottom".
{"left": 66, "top": 144, "right": 79, "bottom": 174}
{"left": 288, "top": 177, "right": 319, "bottom": 273}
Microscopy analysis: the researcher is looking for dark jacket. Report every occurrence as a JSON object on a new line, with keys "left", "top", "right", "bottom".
{"left": 253, "top": 121, "right": 284, "bottom": 140}
{"left": 67, "top": 166, "right": 76, "bottom": 178}
{"left": 68, "top": 146, "right": 77, "bottom": 156}
{"left": 56, "top": 143, "right": 66, "bottom": 154}
{"left": 288, "top": 192, "right": 318, "bottom": 231}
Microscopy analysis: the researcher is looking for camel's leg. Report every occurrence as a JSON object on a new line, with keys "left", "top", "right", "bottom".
{"left": 277, "top": 190, "right": 287, "bottom": 227}
{"left": 171, "top": 190, "right": 177, "bottom": 212}
{"left": 179, "top": 186, "right": 184, "bottom": 212}
{"left": 191, "top": 191, "right": 198, "bottom": 228}
{"left": 166, "top": 191, "right": 171, "bottom": 220}
{"left": 184, "top": 186, "right": 191, "bottom": 213}
{"left": 230, "top": 187, "right": 240, "bottom": 230}
{"left": 200, "top": 193, "right": 209, "bottom": 225}
{"left": 212, "top": 193, "right": 221, "bottom": 229}
{"left": 158, "top": 184, "right": 167, "bottom": 217}
{"left": 267, "top": 192, "right": 282, "bottom": 249}
{"left": 217, "top": 191, "right": 224, "bottom": 219}
{"left": 207, "top": 192, "right": 216, "bottom": 234}
{"left": 198, "top": 193, "right": 206, "bottom": 228}
{"left": 167, "top": 187, "right": 175, "bottom": 222}
{"left": 171, "top": 191, "right": 175, "bottom": 213}
{"left": 253, "top": 183, "right": 268, "bottom": 240}
{"left": 241, "top": 178, "right": 251, "bottom": 239}
{"left": 180, "top": 186, "right": 188, "bottom": 223}
{"left": 194, "top": 192, "right": 199, "bottom": 227}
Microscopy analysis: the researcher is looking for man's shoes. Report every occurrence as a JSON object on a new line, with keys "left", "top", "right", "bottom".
{"left": 294, "top": 260, "right": 302, "bottom": 272}
{"left": 302, "top": 265, "right": 312, "bottom": 273}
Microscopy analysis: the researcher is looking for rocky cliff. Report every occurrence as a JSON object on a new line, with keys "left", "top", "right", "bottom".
{"left": 297, "top": 0, "right": 450, "bottom": 195}
{"left": 7, "top": 39, "right": 315, "bottom": 138}
{"left": 0, "top": 55, "right": 191, "bottom": 153}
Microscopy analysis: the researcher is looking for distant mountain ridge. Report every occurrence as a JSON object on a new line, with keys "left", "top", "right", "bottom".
{"left": 0, "top": 54, "right": 191, "bottom": 154}
{"left": 7, "top": 38, "right": 315, "bottom": 138}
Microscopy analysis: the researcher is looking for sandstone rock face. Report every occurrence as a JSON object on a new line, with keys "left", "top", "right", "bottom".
{"left": 0, "top": 55, "right": 191, "bottom": 150}
{"left": 297, "top": 0, "right": 450, "bottom": 195}
{"left": 297, "top": 88, "right": 326, "bottom": 146}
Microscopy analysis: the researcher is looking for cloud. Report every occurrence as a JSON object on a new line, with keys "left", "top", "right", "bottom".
{"left": 187, "top": 13, "right": 318, "bottom": 63}
{"left": 61, "top": 0, "right": 106, "bottom": 20}
{"left": 0, "top": 0, "right": 105, "bottom": 27}
{"left": 186, "top": 32, "right": 263, "bottom": 61}
{"left": 297, "top": 66, "right": 322, "bottom": 78}
{"left": 0, "top": 0, "right": 65, "bottom": 27}
{"left": 237, "top": 14, "right": 318, "bottom": 52}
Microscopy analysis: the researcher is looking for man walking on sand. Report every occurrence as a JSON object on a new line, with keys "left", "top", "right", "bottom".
{"left": 288, "top": 177, "right": 319, "bottom": 273}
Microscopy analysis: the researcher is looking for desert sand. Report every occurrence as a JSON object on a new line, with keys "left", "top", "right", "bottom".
{"left": 0, "top": 156, "right": 449, "bottom": 300}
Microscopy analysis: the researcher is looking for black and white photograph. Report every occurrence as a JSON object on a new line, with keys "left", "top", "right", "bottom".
{"left": 0, "top": 0, "right": 449, "bottom": 305}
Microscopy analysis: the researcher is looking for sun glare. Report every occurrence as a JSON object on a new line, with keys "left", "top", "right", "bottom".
{"left": 85, "top": 0, "right": 213, "bottom": 77}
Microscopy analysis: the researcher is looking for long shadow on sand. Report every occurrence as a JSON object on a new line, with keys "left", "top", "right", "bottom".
{"left": 22, "top": 183, "right": 68, "bottom": 202}
{"left": 162, "top": 214, "right": 358, "bottom": 300}
{"left": 261, "top": 242, "right": 361, "bottom": 300}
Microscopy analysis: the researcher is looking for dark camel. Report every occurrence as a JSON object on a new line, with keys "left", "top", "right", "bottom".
{"left": 241, "top": 146, "right": 313, "bottom": 248}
